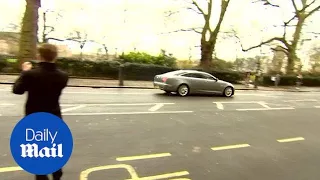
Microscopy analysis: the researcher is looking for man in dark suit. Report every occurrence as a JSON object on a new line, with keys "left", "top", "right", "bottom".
{"left": 12, "top": 43, "right": 69, "bottom": 180}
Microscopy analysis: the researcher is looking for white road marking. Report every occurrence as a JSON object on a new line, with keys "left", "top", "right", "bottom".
{"left": 63, "top": 111, "right": 193, "bottom": 116}
{"left": 215, "top": 102, "right": 224, "bottom": 110}
{"left": 212, "top": 144, "right": 250, "bottom": 151}
{"left": 257, "top": 102, "right": 270, "bottom": 109}
{"left": 315, "top": 106, "right": 320, "bottom": 108}
{"left": 116, "top": 153, "right": 171, "bottom": 161}
{"left": 148, "top": 103, "right": 165, "bottom": 111}
{"left": 0, "top": 103, "right": 15, "bottom": 106}
{"left": 63, "top": 92, "right": 152, "bottom": 95}
{"left": 277, "top": 137, "right": 305, "bottom": 143}
{"left": 283, "top": 99, "right": 318, "bottom": 102}
{"left": 61, "top": 103, "right": 175, "bottom": 106}
{"left": 61, "top": 105, "right": 87, "bottom": 113}
{"left": 236, "top": 107, "right": 295, "bottom": 111}
{"left": 213, "top": 101, "right": 260, "bottom": 104}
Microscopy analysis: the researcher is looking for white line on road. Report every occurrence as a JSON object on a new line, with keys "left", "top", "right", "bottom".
{"left": 315, "top": 106, "right": 320, "bottom": 108}
{"left": 63, "top": 111, "right": 193, "bottom": 116}
{"left": 283, "top": 99, "right": 318, "bottom": 102}
{"left": 61, "top": 103, "right": 175, "bottom": 106}
{"left": 63, "top": 92, "right": 152, "bottom": 95}
{"left": 61, "top": 105, "right": 87, "bottom": 113}
{"left": 277, "top": 137, "right": 305, "bottom": 143}
{"left": 215, "top": 102, "right": 224, "bottom": 110}
{"left": 116, "top": 153, "right": 171, "bottom": 161}
{"left": 236, "top": 107, "right": 295, "bottom": 111}
{"left": 212, "top": 144, "right": 250, "bottom": 151}
{"left": 257, "top": 102, "right": 270, "bottom": 109}
{"left": 148, "top": 103, "right": 165, "bottom": 111}
{"left": 0, "top": 103, "right": 15, "bottom": 106}
{"left": 213, "top": 101, "right": 261, "bottom": 104}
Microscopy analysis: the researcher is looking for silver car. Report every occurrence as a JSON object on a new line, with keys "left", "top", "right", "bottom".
{"left": 153, "top": 70, "right": 235, "bottom": 97}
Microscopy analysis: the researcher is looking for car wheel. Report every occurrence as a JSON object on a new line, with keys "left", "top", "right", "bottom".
{"left": 177, "top": 84, "right": 189, "bottom": 96}
{"left": 223, "top": 86, "right": 234, "bottom": 97}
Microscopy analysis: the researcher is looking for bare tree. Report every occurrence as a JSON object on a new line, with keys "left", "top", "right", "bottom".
{"left": 164, "top": 0, "right": 232, "bottom": 68}
{"left": 239, "top": 0, "right": 320, "bottom": 74}
{"left": 41, "top": 10, "right": 63, "bottom": 43}
{"left": 66, "top": 30, "right": 95, "bottom": 60}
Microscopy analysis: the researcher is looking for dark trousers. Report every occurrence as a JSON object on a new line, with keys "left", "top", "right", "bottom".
{"left": 35, "top": 169, "right": 63, "bottom": 180}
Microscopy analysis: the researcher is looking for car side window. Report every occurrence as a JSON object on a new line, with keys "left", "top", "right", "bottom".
{"left": 182, "top": 73, "right": 199, "bottom": 78}
{"left": 182, "top": 73, "right": 205, "bottom": 79}
{"left": 202, "top": 74, "right": 216, "bottom": 80}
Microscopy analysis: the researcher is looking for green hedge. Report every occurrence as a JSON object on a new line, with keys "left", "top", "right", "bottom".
{"left": 262, "top": 75, "right": 320, "bottom": 86}
{"left": 0, "top": 56, "right": 244, "bottom": 83}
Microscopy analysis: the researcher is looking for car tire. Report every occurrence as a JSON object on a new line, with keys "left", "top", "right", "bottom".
{"left": 223, "top": 86, "right": 234, "bottom": 97}
{"left": 177, "top": 84, "right": 189, "bottom": 97}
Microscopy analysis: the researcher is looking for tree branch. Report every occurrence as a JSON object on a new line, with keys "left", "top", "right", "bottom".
{"left": 291, "top": 0, "right": 298, "bottom": 12}
{"left": 186, "top": 7, "right": 203, "bottom": 14}
{"left": 192, "top": 0, "right": 206, "bottom": 17}
{"left": 305, "top": 4, "right": 320, "bottom": 18}
{"left": 209, "top": 0, "right": 230, "bottom": 42}
{"left": 242, "top": 37, "right": 288, "bottom": 51}
{"left": 271, "top": 46, "right": 289, "bottom": 55}
{"left": 253, "top": 0, "right": 279, "bottom": 7}
{"left": 159, "top": 27, "right": 203, "bottom": 35}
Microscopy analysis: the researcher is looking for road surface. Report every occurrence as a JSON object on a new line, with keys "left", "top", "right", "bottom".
{"left": 0, "top": 85, "right": 320, "bottom": 180}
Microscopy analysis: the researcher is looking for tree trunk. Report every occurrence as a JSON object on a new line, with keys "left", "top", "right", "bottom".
{"left": 286, "top": 51, "right": 298, "bottom": 74}
{"left": 200, "top": 41, "right": 213, "bottom": 68}
{"left": 18, "top": 0, "right": 40, "bottom": 65}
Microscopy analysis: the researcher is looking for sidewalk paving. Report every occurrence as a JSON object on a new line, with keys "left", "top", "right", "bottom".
{"left": 1, "top": 74, "right": 320, "bottom": 92}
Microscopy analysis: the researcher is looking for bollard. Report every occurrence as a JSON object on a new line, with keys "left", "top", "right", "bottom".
{"left": 119, "top": 64, "right": 124, "bottom": 86}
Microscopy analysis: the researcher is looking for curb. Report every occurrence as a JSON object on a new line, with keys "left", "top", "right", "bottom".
{"left": 1, "top": 82, "right": 317, "bottom": 92}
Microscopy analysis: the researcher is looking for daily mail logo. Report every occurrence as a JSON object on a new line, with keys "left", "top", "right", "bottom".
{"left": 20, "top": 129, "right": 63, "bottom": 158}
{"left": 10, "top": 113, "right": 73, "bottom": 175}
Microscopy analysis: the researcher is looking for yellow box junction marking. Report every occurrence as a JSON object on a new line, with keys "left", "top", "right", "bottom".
{"left": 128, "top": 171, "right": 189, "bottom": 180}
{"left": 79, "top": 164, "right": 189, "bottom": 180}
{"left": 212, "top": 144, "right": 250, "bottom": 151}
{"left": 80, "top": 164, "right": 139, "bottom": 180}
{"left": 116, "top": 153, "right": 171, "bottom": 161}
{"left": 0, "top": 166, "right": 23, "bottom": 173}
{"left": 277, "top": 137, "right": 305, "bottom": 143}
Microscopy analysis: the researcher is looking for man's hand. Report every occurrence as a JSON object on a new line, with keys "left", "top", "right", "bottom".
{"left": 22, "top": 62, "right": 33, "bottom": 71}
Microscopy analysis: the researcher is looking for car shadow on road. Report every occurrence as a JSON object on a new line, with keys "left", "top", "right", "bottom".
{"left": 154, "top": 92, "right": 232, "bottom": 100}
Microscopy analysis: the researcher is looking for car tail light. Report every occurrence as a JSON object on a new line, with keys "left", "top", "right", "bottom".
{"left": 162, "top": 77, "right": 168, "bottom": 82}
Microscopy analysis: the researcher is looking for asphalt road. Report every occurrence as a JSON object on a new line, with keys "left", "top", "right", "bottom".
{"left": 0, "top": 84, "right": 320, "bottom": 180}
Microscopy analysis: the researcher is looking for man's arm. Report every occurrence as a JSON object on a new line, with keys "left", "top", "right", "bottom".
{"left": 12, "top": 71, "right": 28, "bottom": 95}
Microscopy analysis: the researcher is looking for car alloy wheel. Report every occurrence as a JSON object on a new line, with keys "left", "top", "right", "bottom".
{"left": 178, "top": 84, "right": 189, "bottom": 96}
{"left": 224, "top": 87, "right": 233, "bottom": 97}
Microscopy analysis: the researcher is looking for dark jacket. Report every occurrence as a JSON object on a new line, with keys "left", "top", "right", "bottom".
{"left": 12, "top": 62, "right": 69, "bottom": 118}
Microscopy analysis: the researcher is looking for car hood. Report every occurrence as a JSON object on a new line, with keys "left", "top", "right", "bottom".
{"left": 218, "top": 80, "right": 234, "bottom": 87}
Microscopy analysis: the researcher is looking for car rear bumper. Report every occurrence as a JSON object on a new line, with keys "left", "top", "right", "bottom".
{"left": 153, "top": 82, "right": 176, "bottom": 91}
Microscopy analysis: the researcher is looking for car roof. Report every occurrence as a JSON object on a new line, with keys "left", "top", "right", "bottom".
{"left": 163, "top": 69, "right": 212, "bottom": 76}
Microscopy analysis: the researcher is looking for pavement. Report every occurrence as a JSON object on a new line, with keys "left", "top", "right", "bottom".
{"left": 1, "top": 74, "right": 320, "bottom": 92}
{"left": 1, "top": 84, "right": 320, "bottom": 180}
